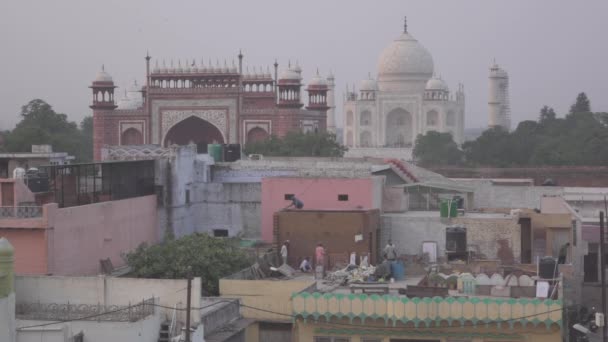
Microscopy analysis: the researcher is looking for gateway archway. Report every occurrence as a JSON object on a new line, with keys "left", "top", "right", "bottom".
{"left": 164, "top": 116, "right": 224, "bottom": 153}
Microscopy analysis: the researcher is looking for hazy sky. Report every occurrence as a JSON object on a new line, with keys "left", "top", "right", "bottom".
{"left": 1, "top": 0, "right": 607, "bottom": 131}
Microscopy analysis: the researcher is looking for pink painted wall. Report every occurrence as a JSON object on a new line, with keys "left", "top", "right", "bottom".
{"left": 47, "top": 195, "right": 158, "bottom": 275}
{"left": 1, "top": 229, "right": 48, "bottom": 274}
{"left": 261, "top": 177, "right": 382, "bottom": 242}
{"left": 0, "top": 178, "right": 35, "bottom": 206}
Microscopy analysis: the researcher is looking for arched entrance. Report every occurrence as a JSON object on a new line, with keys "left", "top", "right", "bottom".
{"left": 246, "top": 127, "right": 269, "bottom": 143}
{"left": 164, "top": 116, "right": 224, "bottom": 153}
{"left": 385, "top": 108, "right": 413, "bottom": 147}
{"left": 121, "top": 128, "right": 143, "bottom": 145}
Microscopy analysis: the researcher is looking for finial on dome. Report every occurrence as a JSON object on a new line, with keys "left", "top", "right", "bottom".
{"left": 403, "top": 16, "right": 407, "bottom": 33}
{"left": 102, "top": 64, "right": 105, "bottom": 72}
{"left": 316, "top": 68, "right": 320, "bottom": 76}
{"left": 238, "top": 49, "right": 243, "bottom": 58}
{"left": 274, "top": 59, "right": 278, "bottom": 67}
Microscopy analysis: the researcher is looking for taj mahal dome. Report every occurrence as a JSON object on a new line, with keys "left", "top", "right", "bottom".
{"left": 343, "top": 18, "right": 465, "bottom": 158}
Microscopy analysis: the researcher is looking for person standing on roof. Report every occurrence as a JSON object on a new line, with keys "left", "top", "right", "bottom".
{"left": 384, "top": 239, "right": 397, "bottom": 261}
{"left": 558, "top": 242, "right": 570, "bottom": 264}
{"left": 280, "top": 240, "right": 290, "bottom": 265}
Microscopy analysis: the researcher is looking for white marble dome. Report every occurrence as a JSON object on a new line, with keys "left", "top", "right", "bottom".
{"left": 279, "top": 68, "right": 301, "bottom": 81}
{"left": 425, "top": 76, "right": 448, "bottom": 91}
{"left": 117, "top": 81, "right": 143, "bottom": 109}
{"left": 94, "top": 68, "right": 113, "bottom": 82}
{"left": 309, "top": 72, "right": 328, "bottom": 86}
{"left": 359, "top": 78, "right": 378, "bottom": 91}
{"left": 377, "top": 32, "right": 434, "bottom": 85}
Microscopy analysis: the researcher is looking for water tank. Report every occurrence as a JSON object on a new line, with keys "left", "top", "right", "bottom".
{"left": 207, "top": 144, "right": 224, "bottom": 162}
{"left": 539, "top": 257, "right": 558, "bottom": 279}
{"left": 390, "top": 261, "right": 405, "bottom": 281}
{"left": 440, "top": 199, "right": 458, "bottom": 218}
{"left": 223, "top": 144, "right": 241, "bottom": 162}
{"left": 12, "top": 167, "right": 26, "bottom": 179}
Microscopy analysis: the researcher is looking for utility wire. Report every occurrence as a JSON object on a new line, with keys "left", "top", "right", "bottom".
{"left": 16, "top": 299, "right": 566, "bottom": 332}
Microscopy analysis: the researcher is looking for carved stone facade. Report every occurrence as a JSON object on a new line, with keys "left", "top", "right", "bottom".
{"left": 90, "top": 56, "right": 330, "bottom": 161}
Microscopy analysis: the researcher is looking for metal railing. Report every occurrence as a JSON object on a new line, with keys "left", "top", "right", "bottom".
{"left": 0, "top": 206, "right": 43, "bottom": 219}
{"left": 16, "top": 298, "right": 156, "bottom": 322}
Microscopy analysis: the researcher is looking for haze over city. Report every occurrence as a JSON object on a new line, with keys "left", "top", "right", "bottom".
{"left": 1, "top": 0, "right": 607, "bottom": 130}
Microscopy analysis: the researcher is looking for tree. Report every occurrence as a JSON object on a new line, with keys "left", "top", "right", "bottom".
{"left": 412, "top": 131, "right": 463, "bottom": 166}
{"left": 78, "top": 116, "right": 93, "bottom": 162}
{"left": 569, "top": 92, "right": 591, "bottom": 114}
{"left": 462, "top": 127, "right": 514, "bottom": 167}
{"left": 243, "top": 131, "right": 347, "bottom": 157}
{"left": 3, "top": 99, "right": 91, "bottom": 161}
{"left": 125, "top": 233, "right": 250, "bottom": 295}
{"left": 538, "top": 105, "right": 556, "bottom": 123}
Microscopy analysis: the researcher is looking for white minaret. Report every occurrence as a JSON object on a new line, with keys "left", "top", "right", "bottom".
{"left": 326, "top": 71, "right": 336, "bottom": 133}
{"left": 488, "top": 61, "right": 511, "bottom": 130}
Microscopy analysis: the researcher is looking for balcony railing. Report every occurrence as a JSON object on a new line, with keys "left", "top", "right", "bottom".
{"left": 0, "top": 206, "right": 42, "bottom": 219}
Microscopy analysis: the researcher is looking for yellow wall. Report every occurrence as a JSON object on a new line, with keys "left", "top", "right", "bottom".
{"left": 295, "top": 319, "right": 562, "bottom": 342}
{"left": 219, "top": 279, "right": 314, "bottom": 321}
{"left": 245, "top": 322, "right": 259, "bottom": 342}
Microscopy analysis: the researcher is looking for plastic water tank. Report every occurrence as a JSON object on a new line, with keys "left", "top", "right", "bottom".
{"left": 539, "top": 257, "right": 558, "bottom": 279}
{"left": 12, "top": 167, "right": 26, "bottom": 179}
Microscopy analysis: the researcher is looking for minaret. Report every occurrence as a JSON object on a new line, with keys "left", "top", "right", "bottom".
{"left": 90, "top": 65, "right": 117, "bottom": 161}
{"left": 488, "top": 61, "right": 511, "bottom": 130}
{"left": 326, "top": 71, "right": 336, "bottom": 133}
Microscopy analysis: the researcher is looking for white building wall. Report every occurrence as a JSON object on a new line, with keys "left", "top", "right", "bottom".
{"left": 0, "top": 293, "right": 16, "bottom": 342}
{"left": 17, "top": 312, "right": 161, "bottom": 342}
{"left": 15, "top": 276, "right": 202, "bottom": 325}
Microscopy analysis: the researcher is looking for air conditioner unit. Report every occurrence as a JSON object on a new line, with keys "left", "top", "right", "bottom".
{"left": 249, "top": 154, "right": 263, "bottom": 160}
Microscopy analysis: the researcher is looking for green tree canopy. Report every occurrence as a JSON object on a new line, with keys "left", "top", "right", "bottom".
{"left": 243, "top": 131, "right": 347, "bottom": 157}
{"left": 539, "top": 105, "right": 556, "bottom": 123}
{"left": 569, "top": 92, "right": 591, "bottom": 114}
{"left": 125, "top": 233, "right": 250, "bottom": 295}
{"left": 461, "top": 94, "right": 608, "bottom": 167}
{"left": 3, "top": 99, "right": 93, "bottom": 162}
{"left": 412, "top": 131, "right": 463, "bottom": 166}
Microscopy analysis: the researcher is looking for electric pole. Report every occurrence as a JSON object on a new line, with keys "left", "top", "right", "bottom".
{"left": 600, "top": 211, "right": 607, "bottom": 342}
{"left": 185, "top": 267, "right": 192, "bottom": 342}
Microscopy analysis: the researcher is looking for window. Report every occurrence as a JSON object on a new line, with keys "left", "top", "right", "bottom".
{"left": 185, "top": 190, "right": 190, "bottom": 204}
{"left": 213, "top": 229, "right": 228, "bottom": 237}
{"left": 284, "top": 194, "right": 294, "bottom": 200}
{"left": 338, "top": 194, "right": 349, "bottom": 201}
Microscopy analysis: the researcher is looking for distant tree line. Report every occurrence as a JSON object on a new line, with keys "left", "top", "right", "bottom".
{"left": 243, "top": 131, "right": 347, "bottom": 157}
{"left": 1, "top": 99, "right": 93, "bottom": 162}
{"left": 413, "top": 92, "right": 608, "bottom": 167}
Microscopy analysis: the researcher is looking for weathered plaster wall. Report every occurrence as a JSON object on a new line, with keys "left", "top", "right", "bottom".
{"left": 452, "top": 216, "right": 521, "bottom": 261}
{"left": 381, "top": 213, "right": 521, "bottom": 262}
{"left": 47, "top": 195, "right": 158, "bottom": 275}
{"left": 261, "top": 177, "right": 382, "bottom": 242}
{"left": 17, "top": 312, "right": 161, "bottom": 342}
{"left": 219, "top": 279, "right": 314, "bottom": 321}
{"left": 381, "top": 213, "right": 447, "bottom": 257}
{"left": 0, "top": 229, "right": 47, "bottom": 275}
{"left": 0, "top": 293, "right": 16, "bottom": 342}
{"left": 457, "top": 179, "right": 563, "bottom": 209}
{"left": 15, "top": 275, "right": 202, "bottom": 324}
